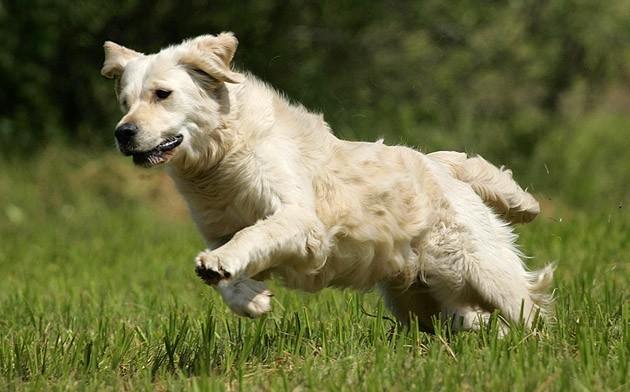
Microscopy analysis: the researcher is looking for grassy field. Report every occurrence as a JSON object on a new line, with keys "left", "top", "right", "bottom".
{"left": 0, "top": 146, "right": 628, "bottom": 391}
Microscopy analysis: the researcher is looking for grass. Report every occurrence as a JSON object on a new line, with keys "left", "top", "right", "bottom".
{"left": 0, "top": 146, "right": 628, "bottom": 391}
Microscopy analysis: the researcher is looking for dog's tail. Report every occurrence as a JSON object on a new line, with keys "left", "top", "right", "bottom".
{"left": 428, "top": 151, "right": 540, "bottom": 224}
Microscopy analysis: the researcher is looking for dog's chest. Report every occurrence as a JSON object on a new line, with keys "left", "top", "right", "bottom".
{"left": 170, "top": 162, "right": 281, "bottom": 242}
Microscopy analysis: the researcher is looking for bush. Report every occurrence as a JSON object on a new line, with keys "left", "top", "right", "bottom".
{"left": 534, "top": 114, "right": 630, "bottom": 210}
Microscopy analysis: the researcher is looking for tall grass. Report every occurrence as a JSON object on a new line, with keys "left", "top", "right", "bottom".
{"left": 0, "top": 146, "right": 628, "bottom": 391}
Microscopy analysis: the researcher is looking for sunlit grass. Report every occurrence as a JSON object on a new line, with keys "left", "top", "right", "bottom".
{"left": 0, "top": 146, "right": 627, "bottom": 391}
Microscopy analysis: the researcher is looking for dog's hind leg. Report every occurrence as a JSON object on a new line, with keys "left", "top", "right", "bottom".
{"left": 379, "top": 279, "right": 440, "bottom": 332}
{"left": 424, "top": 242, "right": 553, "bottom": 334}
{"left": 420, "top": 204, "right": 553, "bottom": 333}
{"left": 445, "top": 250, "right": 554, "bottom": 331}
{"left": 380, "top": 276, "right": 511, "bottom": 335}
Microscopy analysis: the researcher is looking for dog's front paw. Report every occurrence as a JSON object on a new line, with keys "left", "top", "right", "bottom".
{"left": 195, "top": 250, "right": 232, "bottom": 285}
{"left": 218, "top": 278, "right": 274, "bottom": 318}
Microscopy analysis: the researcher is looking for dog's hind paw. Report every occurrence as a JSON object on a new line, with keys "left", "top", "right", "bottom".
{"left": 217, "top": 278, "right": 273, "bottom": 318}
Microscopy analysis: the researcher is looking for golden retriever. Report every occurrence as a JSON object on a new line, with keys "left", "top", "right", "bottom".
{"left": 101, "top": 32, "right": 553, "bottom": 333}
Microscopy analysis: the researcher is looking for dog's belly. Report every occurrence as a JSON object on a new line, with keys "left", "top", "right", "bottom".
{"left": 272, "top": 236, "right": 423, "bottom": 293}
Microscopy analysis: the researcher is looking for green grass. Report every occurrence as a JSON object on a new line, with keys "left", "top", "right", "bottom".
{"left": 0, "top": 146, "right": 628, "bottom": 391}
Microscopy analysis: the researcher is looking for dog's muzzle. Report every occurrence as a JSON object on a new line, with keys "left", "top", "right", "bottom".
{"left": 115, "top": 122, "right": 139, "bottom": 154}
{"left": 114, "top": 122, "right": 184, "bottom": 167}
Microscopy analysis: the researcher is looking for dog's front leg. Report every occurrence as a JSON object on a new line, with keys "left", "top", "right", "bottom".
{"left": 213, "top": 277, "right": 274, "bottom": 318}
{"left": 196, "top": 208, "right": 324, "bottom": 318}
{"left": 195, "top": 207, "right": 325, "bottom": 284}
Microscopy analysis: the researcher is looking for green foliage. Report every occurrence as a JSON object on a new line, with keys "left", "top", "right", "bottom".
{"left": 534, "top": 114, "right": 630, "bottom": 209}
{"left": 2, "top": 1, "right": 630, "bottom": 175}
{"left": 0, "top": 146, "right": 628, "bottom": 391}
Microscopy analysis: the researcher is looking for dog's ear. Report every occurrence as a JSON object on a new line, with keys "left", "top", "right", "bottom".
{"left": 179, "top": 32, "right": 245, "bottom": 84}
{"left": 101, "top": 41, "right": 143, "bottom": 79}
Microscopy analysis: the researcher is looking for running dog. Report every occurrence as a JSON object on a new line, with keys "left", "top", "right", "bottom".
{"left": 101, "top": 33, "right": 553, "bottom": 333}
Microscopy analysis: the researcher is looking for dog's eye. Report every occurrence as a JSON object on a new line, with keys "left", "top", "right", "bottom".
{"left": 155, "top": 89, "right": 172, "bottom": 100}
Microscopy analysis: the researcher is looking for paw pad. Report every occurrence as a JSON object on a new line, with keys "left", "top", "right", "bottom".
{"left": 195, "top": 265, "right": 231, "bottom": 285}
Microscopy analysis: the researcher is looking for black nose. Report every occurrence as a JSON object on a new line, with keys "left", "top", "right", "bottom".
{"left": 115, "top": 123, "right": 138, "bottom": 143}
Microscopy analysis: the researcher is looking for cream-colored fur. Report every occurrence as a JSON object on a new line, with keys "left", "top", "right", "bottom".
{"left": 101, "top": 33, "right": 553, "bottom": 333}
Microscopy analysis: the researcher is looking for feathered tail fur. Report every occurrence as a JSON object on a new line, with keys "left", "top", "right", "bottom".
{"left": 428, "top": 151, "right": 540, "bottom": 224}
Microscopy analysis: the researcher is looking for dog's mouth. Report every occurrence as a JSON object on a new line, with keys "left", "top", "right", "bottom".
{"left": 131, "top": 134, "right": 184, "bottom": 168}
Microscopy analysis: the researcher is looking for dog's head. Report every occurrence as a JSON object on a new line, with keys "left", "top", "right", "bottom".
{"left": 101, "top": 33, "right": 244, "bottom": 167}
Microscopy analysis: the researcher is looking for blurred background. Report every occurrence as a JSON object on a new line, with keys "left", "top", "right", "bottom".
{"left": 1, "top": 0, "right": 628, "bottom": 214}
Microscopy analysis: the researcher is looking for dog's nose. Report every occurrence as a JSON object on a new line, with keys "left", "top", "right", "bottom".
{"left": 115, "top": 123, "right": 138, "bottom": 142}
